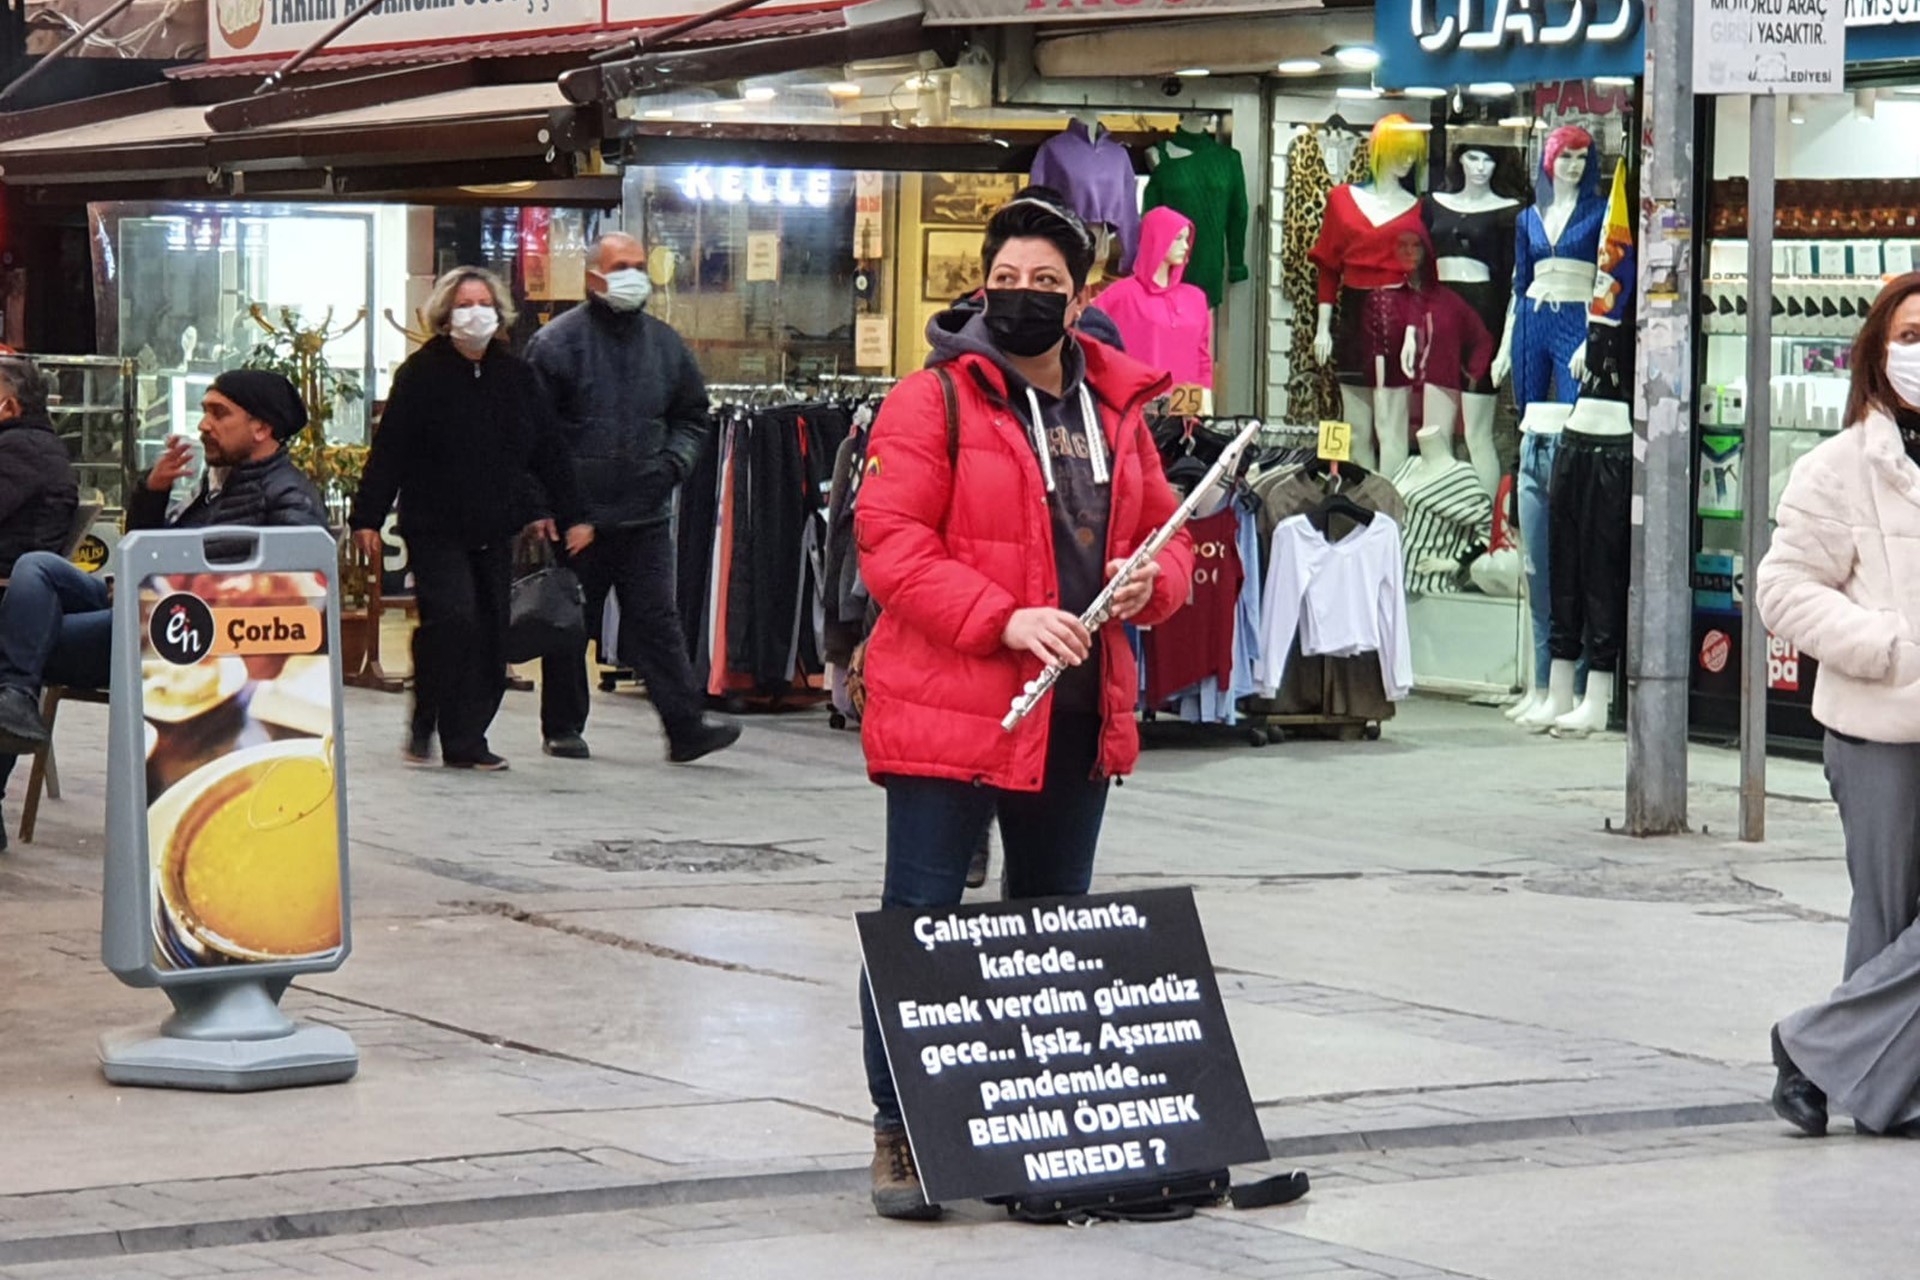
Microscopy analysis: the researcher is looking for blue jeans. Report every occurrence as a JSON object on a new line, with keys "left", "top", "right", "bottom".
{"left": 0, "top": 551, "right": 113, "bottom": 803}
{"left": 1516, "top": 435, "right": 1587, "bottom": 693}
{"left": 860, "top": 710, "right": 1109, "bottom": 1131}
{"left": 0, "top": 551, "right": 112, "bottom": 695}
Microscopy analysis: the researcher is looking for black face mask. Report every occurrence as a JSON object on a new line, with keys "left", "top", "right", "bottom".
{"left": 984, "top": 288, "right": 1070, "bottom": 358}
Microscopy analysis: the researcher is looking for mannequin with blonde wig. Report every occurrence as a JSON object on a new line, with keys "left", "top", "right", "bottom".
{"left": 1309, "top": 114, "right": 1435, "bottom": 478}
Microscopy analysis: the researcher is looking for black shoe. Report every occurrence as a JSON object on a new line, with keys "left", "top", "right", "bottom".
{"left": 1771, "top": 1024, "right": 1828, "bottom": 1137}
{"left": 0, "top": 687, "right": 48, "bottom": 755}
{"left": 446, "top": 752, "right": 510, "bottom": 772}
{"left": 1854, "top": 1118, "right": 1920, "bottom": 1137}
{"left": 668, "top": 715, "right": 741, "bottom": 764}
{"left": 543, "top": 734, "right": 590, "bottom": 760}
{"left": 966, "top": 837, "right": 991, "bottom": 889}
{"left": 402, "top": 728, "right": 433, "bottom": 766}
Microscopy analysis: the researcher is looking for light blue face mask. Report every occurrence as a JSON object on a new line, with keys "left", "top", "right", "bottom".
{"left": 599, "top": 267, "right": 653, "bottom": 313}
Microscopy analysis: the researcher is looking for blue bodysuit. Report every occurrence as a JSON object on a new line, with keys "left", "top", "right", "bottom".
{"left": 1510, "top": 178, "right": 1606, "bottom": 410}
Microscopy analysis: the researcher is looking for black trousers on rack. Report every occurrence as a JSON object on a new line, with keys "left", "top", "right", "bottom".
{"left": 1547, "top": 428, "right": 1632, "bottom": 674}
{"left": 722, "top": 406, "right": 847, "bottom": 688}
{"left": 541, "top": 522, "right": 704, "bottom": 743}
{"left": 409, "top": 535, "right": 510, "bottom": 763}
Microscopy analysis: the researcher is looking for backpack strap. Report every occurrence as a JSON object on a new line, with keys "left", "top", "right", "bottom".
{"left": 932, "top": 366, "right": 960, "bottom": 466}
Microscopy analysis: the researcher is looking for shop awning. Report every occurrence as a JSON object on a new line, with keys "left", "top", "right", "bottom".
{"left": 167, "top": 8, "right": 855, "bottom": 82}
{"left": 0, "top": 64, "right": 584, "bottom": 196}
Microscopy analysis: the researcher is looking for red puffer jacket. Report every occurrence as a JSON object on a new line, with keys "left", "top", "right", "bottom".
{"left": 855, "top": 338, "right": 1193, "bottom": 791}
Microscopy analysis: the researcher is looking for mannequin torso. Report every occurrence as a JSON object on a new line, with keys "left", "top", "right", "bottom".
{"left": 1349, "top": 180, "right": 1417, "bottom": 228}
{"left": 1525, "top": 173, "right": 1602, "bottom": 305}
{"left": 1429, "top": 187, "right": 1520, "bottom": 285}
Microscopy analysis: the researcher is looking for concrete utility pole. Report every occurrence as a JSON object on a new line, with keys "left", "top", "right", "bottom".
{"left": 1624, "top": 0, "right": 1697, "bottom": 836}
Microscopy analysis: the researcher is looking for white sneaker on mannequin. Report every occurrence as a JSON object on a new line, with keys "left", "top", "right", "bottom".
{"left": 1505, "top": 687, "right": 1544, "bottom": 721}
{"left": 1517, "top": 660, "right": 1578, "bottom": 732}
{"left": 1551, "top": 670, "right": 1614, "bottom": 738}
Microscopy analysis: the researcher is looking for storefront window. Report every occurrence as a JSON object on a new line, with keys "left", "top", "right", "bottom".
{"left": 622, "top": 165, "right": 861, "bottom": 384}
{"left": 1691, "top": 83, "right": 1920, "bottom": 744}
{"left": 1268, "top": 74, "right": 1640, "bottom": 724}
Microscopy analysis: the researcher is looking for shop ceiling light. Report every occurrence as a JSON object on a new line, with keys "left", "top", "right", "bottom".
{"left": 643, "top": 107, "right": 674, "bottom": 119}
{"left": 827, "top": 81, "right": 862, "bottom": 97}
{"left": 1594, "top": 75, "right": 1636, "bottom": 86}
{"left": 1276, "top": 58, "right": 1321, "bottom": 74}
{"left": 1402, "top": 86, "right": 1447, "bottom": 98}
{"left": 1335, "top": 86, "right": 1382, "bottom": 100}
{"left": 1332, "top": 45, "right": 1380, "bottom": 71}
{"left": 1467, "top": 81, "right": 1516, "bottom": 96}
{"left": 744, "top": 87, "right": 777, "bottom": 102}
{"left": 1498, "top": 115, "right": 1535, "bottom": 128}
{"left": 1788, "top": 94, "right": 1808, "bottom": 124}
{"left": 1176, "top": 68, "right": 1212, "bottom": 77}
{"left": 714, "top": 101, "right": 748, "bottom": 113}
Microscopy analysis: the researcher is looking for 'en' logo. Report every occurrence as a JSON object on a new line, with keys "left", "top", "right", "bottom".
{"left": 150, "top": 592, "right": 216, "bottom": 667}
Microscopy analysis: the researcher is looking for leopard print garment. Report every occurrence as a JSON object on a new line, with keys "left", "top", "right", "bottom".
{"left": 1280, "top": 129, "right": 1332, "bottom": 426}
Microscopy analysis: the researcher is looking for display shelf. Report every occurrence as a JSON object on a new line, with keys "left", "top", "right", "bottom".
{"left": 36, "top": 356, "right": 138, "bottom": 513}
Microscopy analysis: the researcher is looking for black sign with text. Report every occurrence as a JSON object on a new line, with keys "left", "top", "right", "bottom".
{"left": 857, "top": 887, "right": 1266, "bottom": 1204}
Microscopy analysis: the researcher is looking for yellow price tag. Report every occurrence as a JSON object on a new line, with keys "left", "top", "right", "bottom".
{"left": 1317, "top": 420, "right": 1353, "bottom": 463}
{"left": 1166, "top": 384, "right": 1211, "bottom": 416}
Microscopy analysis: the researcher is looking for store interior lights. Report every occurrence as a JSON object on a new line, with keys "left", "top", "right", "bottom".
{"left": 1498, "top": 116, "right": 1538, "bottom": 129}
{"left": 1176, "top": 68, "right": 1211, "bottom": 78}
{"left": 1467, "top": 82, "right": 1516, "bottom": 97}
{"left": 1594, "top": 75, "right": 1636, "bottom": 87}
{"left": 1331, "top": 45, "right": 1381, "bottom": 71}
{"left": 643, "top": 107, "right": 674, "bottom": 119}
{"left": 1276, "top": 58, "right": 1321, "bottom": 74}
{"left": 1788, "top": 94, "right": 1808, "bottom": 124}
{"left": 826, "top": 81, "right": 862, "bottom": 98}
{"left": 1335, "top": 86, "right": 1381, "bottom": 100}
{"left": 743, "top": 86, "right": 777, "bottom": 102}
{"left": 1402, "top": 86, "right": 1447, "bottom": 98}
{"left": 715, "top": 101, "right": 748, "bottom": 113}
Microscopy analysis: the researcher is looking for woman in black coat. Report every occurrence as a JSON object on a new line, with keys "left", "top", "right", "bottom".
{"left": 350, "top": 267, "right": 590, "bottom": 771}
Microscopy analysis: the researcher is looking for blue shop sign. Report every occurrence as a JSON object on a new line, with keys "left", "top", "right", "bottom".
{"left": 1846, "top": 0, "right": 1920, "bottom": 65}
{"left": 1377, "top": 0, "right": 1646, "bottom": 89}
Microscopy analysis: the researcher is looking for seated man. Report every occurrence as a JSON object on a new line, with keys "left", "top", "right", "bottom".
{"left": 0, "top": 356, "right": 80, "bottom": 581}
{"left": 0, "top": 369, "right": 325, "bottom": 759}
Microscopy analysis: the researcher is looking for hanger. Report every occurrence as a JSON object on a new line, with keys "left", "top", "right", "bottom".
{"left": 1306, "top": 483, "right": 1375, "bottom": 533}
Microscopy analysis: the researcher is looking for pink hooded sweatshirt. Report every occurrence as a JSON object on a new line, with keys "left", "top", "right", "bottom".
{"left": 1095, "top": 206, "right": 1214, "bottom": 389}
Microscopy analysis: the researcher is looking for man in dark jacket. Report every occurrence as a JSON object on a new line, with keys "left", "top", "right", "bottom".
{"left": 0, "top": 369, "right": 325, "bottom": 757}
{"left": 524, "top": 232, "right": 738, "bottom": 764}
{"left": 0, "top": 357, "right": 79, "bottom": 579}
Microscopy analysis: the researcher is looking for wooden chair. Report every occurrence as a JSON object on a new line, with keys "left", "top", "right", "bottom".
{"left": 6, "top": 499, "right": 107, "bottom": 845}
{"left": 19, "top": 684, "right": 109, "bottom": 842}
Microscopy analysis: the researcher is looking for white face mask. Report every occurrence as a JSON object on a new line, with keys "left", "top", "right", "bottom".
{"left": 1888, "top": 339, "right": 1920, "bottom": 409}
{"left": 450, "top": 304, "right": 499, "bottom": 347}
{"left": 598, "top": 268, "right": 653, "bottom": 313}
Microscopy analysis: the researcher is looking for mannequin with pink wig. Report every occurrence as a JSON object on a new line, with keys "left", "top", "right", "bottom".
{"left": 1495, "top": 124, "right": 1605, "bottom": 409}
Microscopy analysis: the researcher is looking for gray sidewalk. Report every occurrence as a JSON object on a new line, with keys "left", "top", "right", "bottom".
{"left": 0, "top": 686, "right": 1870, "bottom": 1274}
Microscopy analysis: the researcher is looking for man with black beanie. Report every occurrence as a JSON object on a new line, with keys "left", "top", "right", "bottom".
{"left": 0, "top": 371, "right": 326, "bottom": 757}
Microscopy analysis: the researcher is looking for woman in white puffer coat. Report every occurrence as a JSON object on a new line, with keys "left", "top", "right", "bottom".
{"left": 1756, "top": 272, "right": 1920, "bottom": 1141}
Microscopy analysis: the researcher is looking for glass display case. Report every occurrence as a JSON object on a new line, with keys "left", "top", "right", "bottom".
{"left": 87, "top": 202, "right": 379, "bottom": 469}
{"left": 37, "top": 355, "right": 137, "bottom": 514}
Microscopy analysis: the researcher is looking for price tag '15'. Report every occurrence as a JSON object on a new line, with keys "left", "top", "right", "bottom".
{"left": 1317, "top": 420, "right": 1353, "bottom": 464}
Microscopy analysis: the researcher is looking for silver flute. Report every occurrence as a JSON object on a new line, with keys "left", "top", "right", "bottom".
{"left": 1001, "top": 419, "right": 1263, "bottom": 732}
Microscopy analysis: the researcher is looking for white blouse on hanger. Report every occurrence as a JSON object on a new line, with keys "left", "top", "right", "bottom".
{"left": 1255, "top": 513, "right": 1414, "bottom": 701}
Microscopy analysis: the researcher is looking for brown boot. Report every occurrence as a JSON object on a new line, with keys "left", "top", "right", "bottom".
{"left": 870, "top": 1128, "right": 941, "bottom": 1221}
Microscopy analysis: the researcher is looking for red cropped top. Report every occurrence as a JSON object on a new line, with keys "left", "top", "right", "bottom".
{"left": 1309, "top": 185, "right": 1435, "bottom": 306}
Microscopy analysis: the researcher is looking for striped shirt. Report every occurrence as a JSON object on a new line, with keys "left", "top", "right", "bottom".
{"left": 1390, "top": 459, "right": 1492, "bottom": 596}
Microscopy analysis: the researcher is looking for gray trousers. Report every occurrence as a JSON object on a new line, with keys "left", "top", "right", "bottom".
{"left": 1779, "top": 733, "right": 1920, "bottom": 1133}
